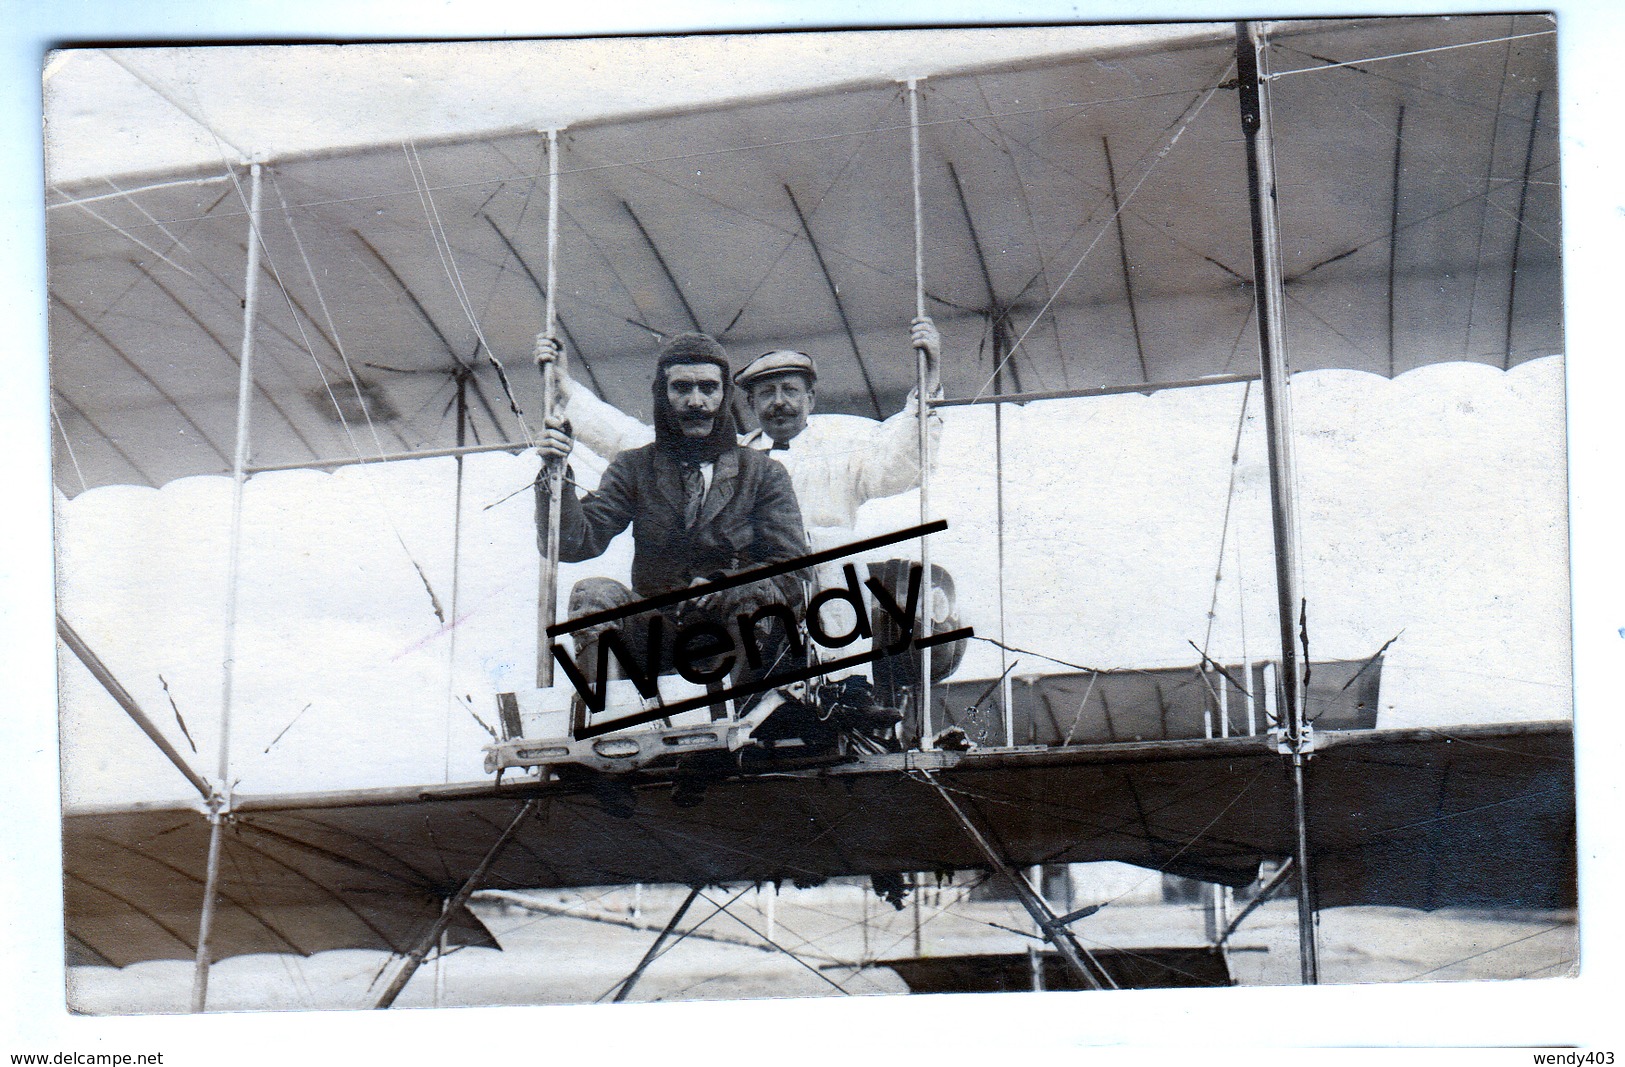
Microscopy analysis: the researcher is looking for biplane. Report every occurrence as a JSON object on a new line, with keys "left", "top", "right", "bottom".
{"left": 47, "top": 16, "right": 1574, "bottom": 1010}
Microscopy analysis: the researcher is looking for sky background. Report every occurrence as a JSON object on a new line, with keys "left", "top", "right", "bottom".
{"left": 5, "top": 0, "right": 1625, "bottom": 1059}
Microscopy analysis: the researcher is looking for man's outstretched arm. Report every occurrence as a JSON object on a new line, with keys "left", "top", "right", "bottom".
{"left": 853, "top": 316, "right": 944, "bottom": 501}
{"left": 534, "top": 413, "right": 635, "bottom": 563}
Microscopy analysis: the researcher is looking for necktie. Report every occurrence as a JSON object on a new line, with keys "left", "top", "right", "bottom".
{"left": 681, "top": 463, "right": 705, "bottom": 527}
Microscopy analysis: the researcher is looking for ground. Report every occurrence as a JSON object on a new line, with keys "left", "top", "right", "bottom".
{"left": 63, "top": 878, "right": 1578, "bottom": 1013}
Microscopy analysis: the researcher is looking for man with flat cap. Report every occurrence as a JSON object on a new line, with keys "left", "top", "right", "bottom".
{"left": 535, "top": 332, "right": 807, "bottom": 715}
{"left": 534, "top": 318, "right": 943, "bottom": 556}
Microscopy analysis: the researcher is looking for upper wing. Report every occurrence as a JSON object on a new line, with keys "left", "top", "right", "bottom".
{"left": 47, "top": 16, "right": 1560, "bottom": 494}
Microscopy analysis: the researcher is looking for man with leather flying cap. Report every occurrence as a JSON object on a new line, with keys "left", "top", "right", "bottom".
{"left": 535, "top": 332, "right": 808, "bottom": 712}
{"left": 534, "top": 318, "right": 943, "bottom": 556}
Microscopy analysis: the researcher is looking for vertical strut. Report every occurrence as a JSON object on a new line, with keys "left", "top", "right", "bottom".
{"left": 995, "top": 401, "right": 1014, "bottom": 745}
{"left": 445, "top": 375, "right": 468, "bottom": 780}
{"left": 538, "top": 129, "right": 564, "bottom": 689}
{"left": 907, "top": 77, "right": 936, "bottom": 749}
{"left": 192, "top": 161, "right": 263, "bottom": 1012}
{"left": 1236, "top": 21, "right": 1319, "bottom": 986}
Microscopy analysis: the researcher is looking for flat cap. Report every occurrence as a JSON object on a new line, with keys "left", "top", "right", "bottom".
{"left": 734, "top": 349, "right": 818, "bottom": 389}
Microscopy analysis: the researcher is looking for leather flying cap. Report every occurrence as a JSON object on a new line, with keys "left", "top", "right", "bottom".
{"left": 656, "top": 332, "right": 730, "bottom": 375}
{"left": 734, "top": 349, "right": 818, "bottom": 389}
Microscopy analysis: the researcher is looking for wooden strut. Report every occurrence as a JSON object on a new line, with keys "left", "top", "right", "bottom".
{"left": 1219, "top": 857, "right": 1295, "bottom": 946}
{"left": 1235, "top": 20, "right": 1320, "bottom": 985}
{"left": 611, "top": 886, "right": 700, "bottom": 1002}
{"left": 922, "top": 770, "right": 1114, "bottom": 990}
{"left": 945, "top": 156, "right": 1017, "bottom": 744}
{"left": 538, "top": 129, "right": 565, "bottom": 689}
{"left": 907, "top": 77, "right": 936, "bottom": 750}
{"left": 57, "top": 614, "right": 214, "bottom": 801}
{"left": 375, "top": 800, "right": 538, "bottom": 1009}
{"left": 192, "top": 161, "right": 263, "bottom": 1013}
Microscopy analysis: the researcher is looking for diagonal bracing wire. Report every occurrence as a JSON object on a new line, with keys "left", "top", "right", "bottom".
{"left": 592, "top": 884, "right": 755, "bottom": 1002}
{"left": 1200, "top": 382, "right": 1255, "bottom": 659}
{"left": 1397, "top": 921, "right": 1571, "bottom": 983}
{"left": 223, "top": 166, "right": 453, "bottom": 626}
{"left": 969, "top": 60, "right": 1236, "bottom": 402}
{"left": 698, "top": 889, "right": 853, "bottom": 995}
{"left": 48, "top": 396, "right": 90, "bottom": 493}
{"left": 1265, "top": 29, "right": 1555, "bottom": 81}
{"left": 403, "top": 141, "right": 535, "bottom": 447}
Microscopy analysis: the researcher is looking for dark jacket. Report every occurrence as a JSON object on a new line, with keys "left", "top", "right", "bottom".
{"left": 555, "top": 443, "right": 808, "bottom": 602}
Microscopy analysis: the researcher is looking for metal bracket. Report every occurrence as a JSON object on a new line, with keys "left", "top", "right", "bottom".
{"left": 1271, "top": 722, "right": 1315, "bottom": 756}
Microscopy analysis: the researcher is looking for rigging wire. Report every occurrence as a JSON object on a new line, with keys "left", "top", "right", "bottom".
{"left": 99, "top": 176, "right": 215, "bottom": 269}
{"left": 959, "top": 78, "right": 1068, "bottom": 389}
{"left": 49, "top": 397, "right": 91, "bottom": 494}
{"left": 266, "top": 173, "right": 394, "bottom": 459}
{"left": 1264, "top": 29, "right": 1555, "bottom": 81}
{"left": 592, "top": 884, "right": 755, "bottom": 1002}
{"left": 403, "top": 141, "right": 535, "bottom": 447}
{"left": 60, "top": 175, "right": 364, "bottom": 447}
{"left": 695, "top": 890, "right": 853, "bottom": 994}
{"left": 969, "top": 60, "right": 1236, "bottom": 403}
{"left": 1060, "top": 667, "right": 1103, "bottom": 746}
{"left": 1234, "top": 485, "right": 1253, "bottom": 730}
{"left": 1396, "top": 920, "right": 1570, "bottom": 983}
{"left": 967, "top": 634, "right": 1127, "bottom": 677}
{"left": 217, "top": 838, "right": 322, "bottom": 1010}
{"left": 57, "top": 194, "right": 202, "bottom": 283}
{"left": 55, "top": 79, "right": 1234, "bottom": 239}
{"left": 1329, "top": 94, "right": 1558, "bottom": 255}
{"left": 46, "top": 173, "right": 233, "bottom": 211}
{"left": 720, "top": 86, "right": 903, "bottom": 336}
{"left": 909, "top": 760, "right": 1274, "bottom": 914}
{"left": 259, "top": 168, "right": 455, "bottom": 630}
{"left": 1200, "top": 382, "right": 1255, "bottom": 660}
{"left": 931, "top": 76, "right": 1055, "bottom": 391}
{"left": 865, "top": 872, "right": 1007, "bottom": 961}
{"left": 1269, "top": 33, "right": 1547, "bottom": 129}
{"left": 1289, "top": 156, "right": 1559, "bottom": 286}
{"left": 443, "top": 441, "right": 466, "bottom": 783}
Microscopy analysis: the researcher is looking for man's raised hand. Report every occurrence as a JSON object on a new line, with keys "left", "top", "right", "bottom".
{"left": 532, "top": 333, "right": 574, "bottom": 405}
{"left": 911, "top": 316, "right": 942, "bottom": 395}
{"left": 536, "top": 413, "right": 574, "bottom": 464}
